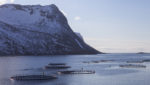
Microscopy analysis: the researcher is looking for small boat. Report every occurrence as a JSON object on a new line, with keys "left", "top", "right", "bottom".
{"left": 119, "top": 64, "right": 146, "bottom": 68}
{"left": 10, "top": 75, "right": 57, "bottom": 80}
{"left": 57, "top": 70, "right": 95, "bottom": 74}
{"left": 45, "top": 63, "right": 71, "bottom": 69}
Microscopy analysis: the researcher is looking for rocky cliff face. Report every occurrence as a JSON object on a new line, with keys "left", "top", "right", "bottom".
{"left": 0, "top": 4, "right": 100, "bottom": 55}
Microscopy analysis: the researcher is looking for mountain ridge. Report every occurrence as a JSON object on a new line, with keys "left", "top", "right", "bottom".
{"left": 0, "top": 4, "right": 101, "bottom": 55}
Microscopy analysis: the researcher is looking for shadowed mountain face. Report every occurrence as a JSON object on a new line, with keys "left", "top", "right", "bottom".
{"left": 0, "top": 4, "right": 100, "bottom": 55}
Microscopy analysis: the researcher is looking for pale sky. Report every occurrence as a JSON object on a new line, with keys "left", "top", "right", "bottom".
{"left": 0, "top": 0, "right": 150, "bottom": 53}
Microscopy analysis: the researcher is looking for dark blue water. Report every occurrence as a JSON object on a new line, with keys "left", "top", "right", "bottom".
{"left": 0, "top": 53, "right": 150, "bottom": 85}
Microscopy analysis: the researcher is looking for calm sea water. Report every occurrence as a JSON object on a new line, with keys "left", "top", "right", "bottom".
{"left": 0, "top": 53, "right": 150, "bottom": 85}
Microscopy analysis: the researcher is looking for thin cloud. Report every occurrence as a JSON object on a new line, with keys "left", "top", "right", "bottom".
{"left": 84, "top": 37, "right": 150, "bottom": 53}
{"left": 10, "top": 0, "right": 14, "bottom": 3}
{"left": 74, "top": 16, "right": 81, "bottom": 21}
{"left": 0, "top": 0, "right": 14, "bottom": 5}
{"left": 0, "top": 0, "right": 7, "bottom": 5}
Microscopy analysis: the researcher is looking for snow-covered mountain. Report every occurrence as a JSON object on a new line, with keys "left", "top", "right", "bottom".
{"left": 0, "top": 4, "right": 100, "bottom": 55}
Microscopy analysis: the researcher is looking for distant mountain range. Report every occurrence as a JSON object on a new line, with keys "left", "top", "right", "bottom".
{"left": 0, "top": 4, "right": 100, "bottom": 55}
{"left": 137, "top": 52, "right": 150, "bottom": 54}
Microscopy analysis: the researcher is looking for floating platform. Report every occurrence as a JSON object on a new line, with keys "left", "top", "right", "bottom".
{"left": 126, "top": 59, "right": 150, "bottom": 63}
{"left": 10, "top": 75, "right": 57, "bottom": 80}
{"left": 142, "top": 59, "right": 150, "bottom": 62}
{"left": 119, "top": 64, "right": 146, "bottom": 68}
{"left": 48, "top": 63, "right": 66, "bottom": 65}
{"left": 45, "top": 63, "right": 71, "bottom": 69}
{"left": 126, "top": 61, "right": 144, "bottom": 63}
{"left": 83, "top": 60, "right": 114, "bottom": 64}
{"left": 57, "top": 70, "right": 95, "bottom": 74}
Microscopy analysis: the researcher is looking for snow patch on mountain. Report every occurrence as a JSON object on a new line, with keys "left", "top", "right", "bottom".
{"left": 75, "top": 39, "right": 83, "bottom": 48}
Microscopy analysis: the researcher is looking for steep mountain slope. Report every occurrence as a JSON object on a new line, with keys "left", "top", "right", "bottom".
{"left": 0, "top": 4, "right": 100, "bottom": 55}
